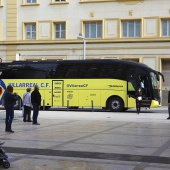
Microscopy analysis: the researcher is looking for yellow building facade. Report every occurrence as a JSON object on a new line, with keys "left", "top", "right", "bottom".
{"left": 0, "top": 0, "right": 170, "bottom": 105}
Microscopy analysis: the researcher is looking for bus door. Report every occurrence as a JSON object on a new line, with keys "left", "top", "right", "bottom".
{"left": 127, "top": 74, "right": 137, "bottom": 107}
{"left": 52, "top": 80, "right": 63, "bottom": 106}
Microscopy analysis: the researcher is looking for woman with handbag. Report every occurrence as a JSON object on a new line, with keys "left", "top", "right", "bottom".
{"left": 135, "top": 87, "right": 143, "bottom": 114}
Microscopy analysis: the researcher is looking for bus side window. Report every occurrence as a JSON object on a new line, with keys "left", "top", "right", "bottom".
{"left": 128, "top": 82, "right": 135, "bottom": 91}
{"left": 84, "top": 64, "right": 102, "bottom": 78}
{"left": 127, "top": 74, "right": 137, "bottom": 90}
{"left": 2, "top": 69, "right": 16, "bottom": 79}
{"left": 65, "top": 68, "right": 78, "bottom": 78}
{"left": 53, "top": 64, "right": 69, "bottom": 78}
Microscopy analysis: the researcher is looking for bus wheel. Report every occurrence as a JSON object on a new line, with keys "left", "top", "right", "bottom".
{"left": 108, "top": 97, "right": 124, "bottom": 112}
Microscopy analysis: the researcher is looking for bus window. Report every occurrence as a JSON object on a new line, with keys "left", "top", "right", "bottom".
{"left": 65, "top": 68, "right": 78, "bottom": 78}
{"left": 150, "top": 72, "right": 158, "bottom": 89}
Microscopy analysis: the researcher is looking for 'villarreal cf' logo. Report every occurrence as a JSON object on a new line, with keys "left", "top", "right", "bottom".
{"left": 0, "top": 80, "right": 6, "bottom": 105}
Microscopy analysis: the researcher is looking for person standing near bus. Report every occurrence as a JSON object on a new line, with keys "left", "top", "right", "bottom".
{"left": 23, "top": 87, "right": 32, "bottom": 122}
{"left": 167, "top": 91, "right": 170, "bottom": 119}
{"left": 4, "top": 85, "right": 18, "bottom": 133}
{"left": 31, "top": 85, "right": 41, "bottom": 125}
{"left": 135, "top": 87, "right": 143, "bottom": 114}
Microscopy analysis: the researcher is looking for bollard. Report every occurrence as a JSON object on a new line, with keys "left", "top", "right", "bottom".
{"left": 43, "top": 100, "right": 45, "bottom": 111}
{"left": 91, "top": 100, "right": 94, "bottom": 112}
{"left": 67, "top": 100, "right": 69, "bottom": 112}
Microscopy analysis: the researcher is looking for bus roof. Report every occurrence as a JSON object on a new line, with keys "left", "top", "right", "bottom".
{"left": 9, "top": 59, "right": 152, "bottom": 70}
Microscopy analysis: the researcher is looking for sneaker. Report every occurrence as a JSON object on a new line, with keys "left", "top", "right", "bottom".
{"left": 167, "top": 117, "right": 170, "bottom": 119}
{"left": 8, "top": 130, "right": 14, "bottom": 133}
{"left": 5, "top": 130, "right": 9, "bottom": 132}
{"left": 27, "top": 120, "right": 33, "bottom": 122}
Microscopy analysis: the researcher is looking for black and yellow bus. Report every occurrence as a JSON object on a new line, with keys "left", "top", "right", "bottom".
{"left": 0, "top": 59, "right": 164, "bottom": 111}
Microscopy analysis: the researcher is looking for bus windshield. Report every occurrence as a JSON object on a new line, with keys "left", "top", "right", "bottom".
{"left": 150, "top": 72, "right": 158, "bottom": 89}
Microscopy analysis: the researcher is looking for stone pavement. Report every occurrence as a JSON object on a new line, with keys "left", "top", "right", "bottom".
{"left": 0, "top": 107, "right": 170, "bottom": 170}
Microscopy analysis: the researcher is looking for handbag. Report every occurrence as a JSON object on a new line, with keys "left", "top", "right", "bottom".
{"left": 137, "top": 96, "right": 142, "bottom": 101}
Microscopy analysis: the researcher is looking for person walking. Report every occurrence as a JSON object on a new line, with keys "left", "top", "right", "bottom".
{"left": 31, "top": 85, "right": 41, "bottom": 125}
{"left": 167, "top": 91, "right": 170, "bottom": 119}
{"left": 4, "top": 85, "right": 18, "bottom": 133}
{"left": 135, "top": 87, "right": 143, "bottom": 114}
{"left": 23, "top": 87, "right": 32, "bottom": 122}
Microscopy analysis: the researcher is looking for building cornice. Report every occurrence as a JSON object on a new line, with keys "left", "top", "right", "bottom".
{"left": 1, "top": 37, "right": 170, "bottom": 45}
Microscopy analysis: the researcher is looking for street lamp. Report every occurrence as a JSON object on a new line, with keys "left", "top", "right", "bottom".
{"left": 77, "top": 33, "right": 86, "bottom": 60}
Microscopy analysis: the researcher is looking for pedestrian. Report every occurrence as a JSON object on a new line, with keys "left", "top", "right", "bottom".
{"left": 4, "top": 85, "right": 18, "bottom": 133}
{"left": 167, "top": 91, "right": 170, "bottom": 119}
{"left": 23, "top": 87, "right": 32, "bottom": 122}
{"left": 31, "top": 85, "right": 41, "bottom": 125}
{"left": 135, "top": 87, "right": 143, "bottom": 114}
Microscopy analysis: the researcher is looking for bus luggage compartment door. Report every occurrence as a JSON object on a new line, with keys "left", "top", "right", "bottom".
{"left": 52, "top": 80, "right": 63, "bottom": 106}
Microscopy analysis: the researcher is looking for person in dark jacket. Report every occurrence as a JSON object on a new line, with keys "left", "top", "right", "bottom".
{"left": 31, "top": 85, "right": 41, "bottom": 125}
{"left": 4, "top": 85, "right": 18, "bottom": 133}
{"left": 167, "top": 91, "right": 170, "bottom": 119}
{"left": 135, "top": 87, "right": 143, "bottom": 114}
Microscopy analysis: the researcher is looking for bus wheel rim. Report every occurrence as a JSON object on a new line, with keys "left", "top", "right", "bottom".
{"left": 111, "top": 101, "right": 120, "bottom": 110}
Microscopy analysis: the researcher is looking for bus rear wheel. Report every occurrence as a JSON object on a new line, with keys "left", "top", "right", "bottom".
{"left": 108, "top": 97, "right": 124, "bottom": 112}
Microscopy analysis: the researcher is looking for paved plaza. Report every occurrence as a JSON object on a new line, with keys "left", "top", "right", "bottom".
{"left": 0, "top": 107, "right": 170, "bottom": 170}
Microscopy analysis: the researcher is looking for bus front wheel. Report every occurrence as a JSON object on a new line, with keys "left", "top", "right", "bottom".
{"left": 108, "top": 97, "right": 124, "bottom": 112}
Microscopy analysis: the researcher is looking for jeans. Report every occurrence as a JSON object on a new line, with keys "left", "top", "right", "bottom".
{"left": 168, "top": 105, "right": 170, "bottom": 117}
{"left": 32, "top": 103, "right": 39, "bottom": 124}
{"left": 5, "top": 108, "right": 14, "bottom": 131}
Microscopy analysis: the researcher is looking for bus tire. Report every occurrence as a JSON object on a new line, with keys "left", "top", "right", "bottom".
{"left": 108, "top": 97, "right": 124, "bottom": 112}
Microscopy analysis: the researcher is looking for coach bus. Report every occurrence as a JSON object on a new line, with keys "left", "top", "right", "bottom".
{"left": 0, "top": 59, "right": 164, "bottom": 111}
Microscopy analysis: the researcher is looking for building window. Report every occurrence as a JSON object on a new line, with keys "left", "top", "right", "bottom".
{"left": 84, "top": 22, "right": 102, "bottom": 38}
{"left": 22, "top": 0, "right": 39, "bottom": 6}
{"left": 162, "top": 19, "right": 170, "bottom": 37}
{"left": 27, "top": 0, "right": 36, "bottom": 3}
{"left": 50, "top": 0, "right": 68, "bottom": 4}
{"left": 55, "top": 23, "right": 66, "bottom": 39}
{"left": 26, "top": 24, "right": 36, "bottom": 40}
{"left": 122, "top": 20, "right": 141, "bottom": 38}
